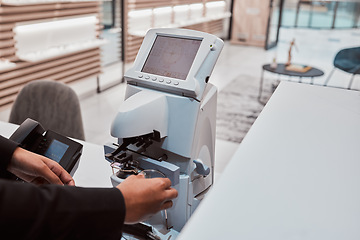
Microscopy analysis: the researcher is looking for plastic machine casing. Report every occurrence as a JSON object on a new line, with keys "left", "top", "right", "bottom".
{"left": 107, "top": 28, "right": 223, "bottom": 234}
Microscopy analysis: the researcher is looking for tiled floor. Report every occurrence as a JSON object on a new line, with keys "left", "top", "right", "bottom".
{"left": 0, "top": 27, "right": 359, "bottom": 180}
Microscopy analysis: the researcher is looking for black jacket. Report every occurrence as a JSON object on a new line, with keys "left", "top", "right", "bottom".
{"left": 0, "top": 135, "right": 125, "bottom": 239}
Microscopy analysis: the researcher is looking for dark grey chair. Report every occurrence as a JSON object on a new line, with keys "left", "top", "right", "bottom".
{"left": 324, "top": 46, "right": 360, "bottom": 89}
{"left": 9, "top": 80, "right": 85, "bottom": 140}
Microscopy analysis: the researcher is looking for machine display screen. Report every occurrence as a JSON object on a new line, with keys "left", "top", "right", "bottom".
{"left": 141, "top": 35, "right": 202, "bottom": 80}
{"left": 44, "top": 139, "right": 69, "bottom": 163}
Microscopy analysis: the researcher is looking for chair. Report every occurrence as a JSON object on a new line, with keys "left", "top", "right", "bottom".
{"left": 324, "top": 47, "right": 360, "bottom": 90}
{"left": 9, "top": 80, "right": 85, "bottom": 140}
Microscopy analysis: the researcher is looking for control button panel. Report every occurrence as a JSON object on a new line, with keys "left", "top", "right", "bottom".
{"left": 38, "top": 138, "right": 49, "bottom": 152}
{"left": 137, "top": 74, "right": 181, "bottom": 88}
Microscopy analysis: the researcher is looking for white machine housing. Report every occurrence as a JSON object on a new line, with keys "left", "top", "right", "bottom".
{"left": 108, "top": 28, "right": 223, "bottom": 235}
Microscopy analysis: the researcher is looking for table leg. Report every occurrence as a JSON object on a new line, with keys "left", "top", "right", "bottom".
{"left": 311, "top": 77, "right": 314, "bottom": 85}
{"left": 299, "top": 77, "right": 302, "bottom": 83}
{"left": 258, "top": 69, "right": 265, "bottom": 102}
{"left": 96, "top": 75, "right": 100, "bottom": 93}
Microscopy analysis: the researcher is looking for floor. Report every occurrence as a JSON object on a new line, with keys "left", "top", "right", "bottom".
{"left": 1, "top": 27, "right": 359, "bottom": 181}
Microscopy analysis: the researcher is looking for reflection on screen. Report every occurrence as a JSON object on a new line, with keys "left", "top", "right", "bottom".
{"left": 142, "top": 35, "right": 202, "bottom": 80}
{"left": 44, "top": 139, "right": 69, "bottom": 163}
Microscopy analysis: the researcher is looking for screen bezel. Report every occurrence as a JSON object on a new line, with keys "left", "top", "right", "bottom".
{"left": 124, "top": 28, "right": 223, "bottom": 99}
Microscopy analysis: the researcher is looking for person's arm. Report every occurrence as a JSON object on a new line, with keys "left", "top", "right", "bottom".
{"left": 0, "top": 135, "right": 177, "bottom": 238}
{"left": 0, "top": 175, "right": 178, "bottom": 239}
{"left": 0, "top": 135, "right": 19, "bottom": 178}
{"left": 0, "top": 179, "right": 125, "bottom": 239}
{"left": 0, "top": 136, "right": 125, "bottom": 238}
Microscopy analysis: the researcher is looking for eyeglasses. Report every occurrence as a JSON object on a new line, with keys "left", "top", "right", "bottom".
{"left": 110, "top": 161, "right": 140, "bottom": 176}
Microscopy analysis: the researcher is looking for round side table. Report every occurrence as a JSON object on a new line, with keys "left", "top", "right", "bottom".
{"left": 258, "top": 63, "right": 324, "bottom": 103}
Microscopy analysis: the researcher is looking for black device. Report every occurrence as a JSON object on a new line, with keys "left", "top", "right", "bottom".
{"left": 9, "top": 118, "right": 83, "bottom": 174}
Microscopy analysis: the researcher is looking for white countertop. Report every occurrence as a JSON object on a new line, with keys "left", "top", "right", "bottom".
{"left": 178, "top": 81, "right": 360, "bottom": 240}
{"left": 2, "top": 81, "right": 360, "bottom": 239}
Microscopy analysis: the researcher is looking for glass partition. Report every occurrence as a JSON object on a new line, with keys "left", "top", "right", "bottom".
{"left": 281, "top": 0, "right": 360, "bottom": 29}
{"left": 266, "top": 0, "right": 284, "bottom": 50}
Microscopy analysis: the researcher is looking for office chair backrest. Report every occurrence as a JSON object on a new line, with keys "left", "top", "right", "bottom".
{"left": 9, "top": 80, "right": 85, "bottom": 140}
{"left": 334, "top": 47, "right": 360, "bottom": 74}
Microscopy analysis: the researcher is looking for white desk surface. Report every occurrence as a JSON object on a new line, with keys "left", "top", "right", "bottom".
{"left": 178, "top": 82, "right": 360, "bottom": 240}
{"left": 0, "top": 121, "right": 113, "bottom": 188}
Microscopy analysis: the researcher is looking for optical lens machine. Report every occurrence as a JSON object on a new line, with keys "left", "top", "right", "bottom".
{"left": 105, "top": 28, "right": 224, "bottom": 238}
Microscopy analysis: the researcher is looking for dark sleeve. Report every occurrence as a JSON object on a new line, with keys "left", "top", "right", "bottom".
{"left": 0, "top": 179, "right": 126, "bottom": 240}
{"left": 0, "top": 135, "right": 19, "bottom": 178}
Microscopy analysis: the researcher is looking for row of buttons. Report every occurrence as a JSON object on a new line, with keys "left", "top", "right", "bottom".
{"left": 138, "top": 74, "right": 179, "bottom": 86}
{"left": 38, "top": 138, "right": 49, "bottom": 153}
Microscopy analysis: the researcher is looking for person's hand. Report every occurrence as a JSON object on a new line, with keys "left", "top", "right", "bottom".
{"left": 7, "top": 147, "right": 75, "bottom": 186}
{"left": 116, "top": 174, "right": 178, "bottom": 224}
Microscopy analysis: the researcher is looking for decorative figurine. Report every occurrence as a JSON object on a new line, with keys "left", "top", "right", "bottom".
{"left": 286, "top": 38, "right": 297, "bottom": 66}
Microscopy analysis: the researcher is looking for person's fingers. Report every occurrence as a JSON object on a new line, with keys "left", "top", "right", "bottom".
{"left": 160, "top": 200, "right": 173, "bottom": 210}
{"left": 65, "top": 178, "right": 76, "bottom": 186}
{"left": 51, "top": 165, "right": 75, "bottom": 185}
{"left": 136, "top": 174, "right": 145, "bottom": 179}
{"left": 158, "top": 177, "right": 172, "bottom": 189}
{"left": 43, "top": 157, "right": 75, "bottom": 186}
{"left": 138, "top": 172, "right": 146, "bottom": 177}
{"left": 164, "top": 187, "right": 178, "bottom": 200}
{"left": 38, "top": 162, "right": 64, "bottom": 185}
